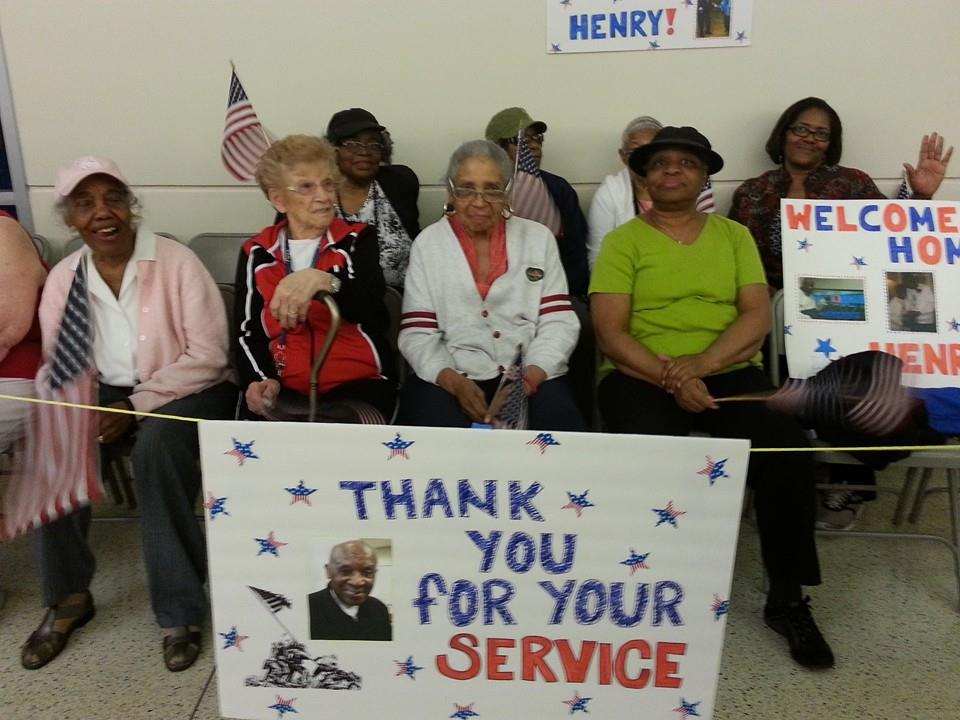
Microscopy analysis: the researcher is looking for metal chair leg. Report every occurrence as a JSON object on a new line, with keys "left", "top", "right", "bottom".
{"left": 892, "top": 467, "right": 919, "bottom": 526}
{"left": 907, "top": 467, "right": 935, "bottom": 524}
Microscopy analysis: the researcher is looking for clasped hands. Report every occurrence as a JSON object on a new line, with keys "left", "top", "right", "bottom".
{"left": 438, "top": 366, "right": 547, "bottom": 424}
{"left": 270, "top": 269, "right": 339, "bottom": 330}
{"left": 658, "top": 353, "right": 719, "bottom": 413}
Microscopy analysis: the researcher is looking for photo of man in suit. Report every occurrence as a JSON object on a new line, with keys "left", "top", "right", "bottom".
{"left": 308, "top": 540, "right": 392, "bottom": 641}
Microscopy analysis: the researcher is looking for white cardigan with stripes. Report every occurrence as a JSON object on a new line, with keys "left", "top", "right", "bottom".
{"left": 399, "top": 216, "right": 580, "bottom": 384}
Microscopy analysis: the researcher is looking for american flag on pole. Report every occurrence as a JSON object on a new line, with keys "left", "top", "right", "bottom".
{"left": 221, "top": 65, "right": 270, "bottom": 182}
{"left": 895, "top": 173, "right": 911, "bottom": 199}
{"left": 489, "top": 345, "right": 528, "bottom": 430}
{"left": 696, "top": 177, "right": 716, "bottom": 213}
{"left": 510, "top": 131, "right": 562, "bottom": 237}
{"left": 2, "top": 259, "right": 101, "bottom": 539}
{"left": 248, "top": 586, "right": 292, "bottom": 614}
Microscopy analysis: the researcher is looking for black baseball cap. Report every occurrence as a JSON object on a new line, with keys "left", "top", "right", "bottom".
{"left": 326, "top": 108, "right": 385, "bottom": 143}
{"left": 628, "top": 126, "right": 724, "bottom": 176}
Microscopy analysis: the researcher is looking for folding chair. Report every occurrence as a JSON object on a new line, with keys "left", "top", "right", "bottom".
{"left": 188, "top": 233, "right": 254, "bottom": 285}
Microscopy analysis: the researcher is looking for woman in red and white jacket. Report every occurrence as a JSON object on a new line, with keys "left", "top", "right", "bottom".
{"left": 235, "top": 135, "right": 396, "bottom": 422}
{"left": 398, "top": 140, "right": 583, "bottom": 430}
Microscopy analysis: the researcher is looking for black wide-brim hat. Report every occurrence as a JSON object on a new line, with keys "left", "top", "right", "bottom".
{"left": 326, "top": 108, "right": 386, "bottom": 143}
{"left": 628, "top": 126, "right": 724, "bottom": 176}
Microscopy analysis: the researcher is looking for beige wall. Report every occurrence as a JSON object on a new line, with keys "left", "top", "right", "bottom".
{"left": 1, "top": 0, "right": 958, "bottom": 248}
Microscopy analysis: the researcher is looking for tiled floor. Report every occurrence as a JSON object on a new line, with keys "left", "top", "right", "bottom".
{"left": 1, "top": 467, "right": 958, "bottom": 720}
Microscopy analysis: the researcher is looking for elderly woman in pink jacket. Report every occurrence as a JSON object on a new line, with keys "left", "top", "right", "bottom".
{"left": 19, "top": 157, "right": 235, "bottom": 673}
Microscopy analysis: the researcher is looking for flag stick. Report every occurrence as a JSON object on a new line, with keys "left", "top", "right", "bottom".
{"left": 248, "top": 586, "right": 296, "bottom": 639}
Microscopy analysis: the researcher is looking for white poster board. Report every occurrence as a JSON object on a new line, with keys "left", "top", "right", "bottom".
{"left": 545, "top": 0, "right": 753, "bottom": 54}
{"left": 200, "top": 422, "right": 750, "bottom": 719}
{"left": 781, "top": 198, "right": 960, "bottom": 385}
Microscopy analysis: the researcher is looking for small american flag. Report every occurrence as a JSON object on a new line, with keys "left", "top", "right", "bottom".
{"left": 248, "top": 585, "right": 292, "bottom": 614}
{"left": 221, "top": 66, "right": 270, "bottom": 182}
{"left": 895, "top": 174, "right": 911, "bottom": 199}
{"left": 2, "top": 260, "right": 101, "bottom": 539}
{"left": 696, "top": 177, "right": 715, "bottom": 213}
{"left": 510, "top": 131, "right": 562, "bottom": 237}
{"left": 490, "top": 346, "right": 528, "bottom": 430}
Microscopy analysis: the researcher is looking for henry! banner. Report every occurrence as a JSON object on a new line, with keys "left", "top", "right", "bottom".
{"left": 781, "top": 198, "right": 960, "bottom": 386}
{"left": 545, "top": 0, "right": 753, "bottom": 54}
{"left": 200, "top": 422, "right": 749, "bottom": 719}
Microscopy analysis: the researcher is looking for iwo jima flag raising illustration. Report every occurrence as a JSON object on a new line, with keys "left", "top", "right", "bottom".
{"left": 243, "top": 586, "right": 361, "bottom": 690}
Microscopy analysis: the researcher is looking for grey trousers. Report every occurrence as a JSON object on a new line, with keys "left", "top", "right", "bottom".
{"left": 38, "top": 381, "right": 237, "bottom": 628}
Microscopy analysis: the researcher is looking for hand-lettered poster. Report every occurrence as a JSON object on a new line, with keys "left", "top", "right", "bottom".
{"left": 200, "top": 422, "right": 750, "bottom": 719}
{"left": 545, "top": 0, "right": 753, "bottom": 54}
{"left": 781, "top": 199, "right": 960, "bottom": 385}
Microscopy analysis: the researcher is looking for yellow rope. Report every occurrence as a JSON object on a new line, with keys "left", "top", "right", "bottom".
{"left": 0, "top": 393, "right": 957, "bottom": 454}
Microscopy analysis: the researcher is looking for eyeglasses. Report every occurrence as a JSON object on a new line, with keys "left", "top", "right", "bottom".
{"left": 505, "top": 133, "right": 544, "bottom": 146}
{"left": 339, "top": 140, "right": 385, "bottom": 155}
{"left": 285, "top": 179, "right": 337, "bottom": 197}
{"left": 788, "top": 124, "right": 831, "bottom": 143}
{"left": 449, "top": 184, "right": 508, "bottom": 203}
{"left": 70, "top": 191, "right": 130, "bottom": 213}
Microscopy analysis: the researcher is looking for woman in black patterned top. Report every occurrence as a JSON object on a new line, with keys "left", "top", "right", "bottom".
{"left": 327, "top": 108, "right": 420, "bottom": 289}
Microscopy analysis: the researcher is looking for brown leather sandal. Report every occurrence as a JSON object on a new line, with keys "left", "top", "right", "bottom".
{"left": 21, "top": 591, "right": 96, "bottom": 670}
{"left": 163, "top": 627, "right": 202, "bottom": 672}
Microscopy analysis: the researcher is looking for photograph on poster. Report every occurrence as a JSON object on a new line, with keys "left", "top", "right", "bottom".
{"left": 797, "top": 277, "right": 866, "bottom": 322}
{"left": 696, "top": 0, "right": 732, "bottom": 38}
{"left": 307, "top": 538, "right": 393, "bottom": 641}
{"left": 886, "top": 272, "right": 938, "bottom": 333}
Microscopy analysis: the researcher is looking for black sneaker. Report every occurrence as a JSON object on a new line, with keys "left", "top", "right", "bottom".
{"left": 764, "top": 596, "right": 835, "bottom": 669}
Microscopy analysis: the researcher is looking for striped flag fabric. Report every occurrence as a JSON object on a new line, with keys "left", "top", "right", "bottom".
{"left": 510, "top": 131, "right": 562, "bottom": 237}
{"left": 696, "top": 177, "right": 716, "bottom": 213}
{"left": 249, "top": 585, "right": 293, "bottom": 613}
{"left": 489, "top": 345, "right": 528, "bottom": 431}
{"left": 895, "top": 174, "right": 911, "bottom": 199}
{"left": 2, "top": 259, "right": 101, "bottom": 539}
{"left": 221, "top": 67, "right": 270, "bottom": 182}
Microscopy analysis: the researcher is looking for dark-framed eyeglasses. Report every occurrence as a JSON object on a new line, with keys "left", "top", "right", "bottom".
{"left": 505, "top": 132, "right": 544, "bottom": 146}
{"left": 339, "top": 140, "right": 385, "bottom": 155}
{"left": 788, "top": 124, "right": 831, "bottom": 143}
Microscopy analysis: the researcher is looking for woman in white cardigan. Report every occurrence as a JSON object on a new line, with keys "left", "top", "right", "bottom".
{"left": 587, "top": 116, "right": 714, "bottom": 268}
{"left": 398, "top": 140, "right": 583, "bottom": 430}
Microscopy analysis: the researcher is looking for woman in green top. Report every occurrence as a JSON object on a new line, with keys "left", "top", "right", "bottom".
{"left": 590, "top": 127, "right": 832, "bottom": 671}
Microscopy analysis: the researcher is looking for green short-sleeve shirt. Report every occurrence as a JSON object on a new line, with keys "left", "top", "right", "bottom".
{"left": 589, "top": 214, "right": 767, "bottom": 379}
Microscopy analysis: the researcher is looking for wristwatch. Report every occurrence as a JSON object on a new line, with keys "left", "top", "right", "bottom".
{"left": 329, "top": 276, "right": 342, "bottom": 294}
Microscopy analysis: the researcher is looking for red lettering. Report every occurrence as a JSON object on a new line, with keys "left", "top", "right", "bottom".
{"left": 836, "top": 206, "right": 857, "bottom": 231}
{"left": 950, "top": 344, "right": 960, "bottom": 375}
{"left": 900, "top": 343, "right": 921, "bottom": 374}
{"left": 884, "top": 203, "right": 907, "bottom": 232}
{"left": 654, "top": 642, "right": 686, "bottom": 688}
{"left": 784, "top": 203, "right": 812, "bottom": 230}
{"left": 486, "top": 638, "right": 515, "bottom": 680}
{"left": 555, "top": 640, "right": 597, "bottom": 683}
{"left": 598, "top": 642, "right": 612, "bottom": 685}
{"left": 923, "top": 344, "right": 948, "bottom": 374}
{"left": 613, "top": 639, "right": 651, "bottom": 689}
{"left": 937, "top": 206, "right": 959, "bottom": 234}
{"left": 437, "top": 633, "right": 481, "bottom": 680}
{"left": 521, "top": 635, "right": 558, "bottom": 682}
{"left": 917, "top": 236, "right": 942, "bottom": 264}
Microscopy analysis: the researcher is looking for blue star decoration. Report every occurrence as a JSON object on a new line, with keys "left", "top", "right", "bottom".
{"left": 562, "top": 490, "right": 595, "bottom": 518}
{"left": 851, "top": 256, "right": 867, "bottom": 269}
{"left": 384, "top": 432, "right": 414, "bottom": 459}
{"left": 783, "top": 324, "right": 793, "bottom": 335}
{"left": 527, "top": 432, "right": 561, "bottom": 455}
{"left": 563, "top": 693, "right": 592, "bottom": 714}
{"left": 696, "top": 455, "right": 730, "bottom": 486}
{"left": 219, "top": 625, "right": 249, "bottom": 651}
{"left": 254, "top": 531, "right": 288, "bottom": 557}
{"left": 224, "top": 438, "right": 259, "bottom": 466}
{"left": 797, "top": 238, "right": 812, "bottom": 252}
{"left": 551, "top": 43, "right": 562, "bottom": 52}
{"left": 649, "top": 40, "right": 660, "bottom": 49}
{"left": 684, "top": 0, "right": 694, "bottom": 6}
{"left": 710, "top": 594, "right": 730, "bottom": 621}
{"left": 736, "top": 30, "right": 747, "bottom": 42}
{"left": 814, "top": 338, "right": 837, "bottom": 360}
{"left": 948, "top": 318, "right": 960, "bottom": 332}
{"left": 620, "top": 548, "right": 650, "bottom": 575}
{"left": 674, "top": 698, "right": 702, "bottom": 718}
{"left": 203, "top": 493, "right": 229, "bottom": 520}
{"left": 268, "top": 696, "right": 298, "bottom": 718}
{"left": 652, "top": 500, "right": 686, "bottom": 528}
{"left": 394, "top": 655, "right": 424, "bottom": 679}
{"left": 285, "top": 480, "right": 317, "bottom": 506}
{"left": 450, "top": 703, "right": 479, "bottom": 719}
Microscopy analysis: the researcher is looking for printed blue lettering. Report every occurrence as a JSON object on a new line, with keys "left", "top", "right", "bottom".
{"left": 380, "top": 479, "right": 416, "bottom": 519}
{"left": 630, "top": 10, "right": 647, "bottom": 36}
{"left": 946, "top": 237, "right": 960, "bottom": 264}
{"left": 539, "top": 533, "right": 577, "bottom": 574}
{"left": 422, "top": 478, "right": 453, "bottom": 518}
{"left": 609, "top": 11, "right": 628, "bottom": 38}
{"left": 653, "top": 580, "right": 685, "bottom": 626}
{"left": 647, "top": 8, "right": 663, "bottom": 35}
{"left": 413, "top": 573, "right": 447, "bottom": 624}
{"left": 888, "top": 236, "right": 914, "bottom": 263}
{"left": 539, "top": 580, "right": 576, "bottom": 624}
{"left": 505, "top": 532, "right": 536, "bottom": 573}
{"left": 909, "top": 206, "right": 936, "bottom": 232}
{"left": 591, "top": 13, "right": 606, "bottom": 39}
{"left": 860, "top": 205, "right": 880, "bottom": 231}
{"left": 449, "top": 580, "right": 479, "bottom": 627}
{"left": 466, "top": 530, "right": 502, "bottom": 572}
{"left": 339, "top": 481, "right": 376, "bottom": 519}
{"left": 814, "top": 205, "right": 833, "bottom": 231}
{"left": 575, "top": 580, "right": 607, "bottom": 625}
{"left": 458, "top": 479, "right": 498, "bottom": 518}
{"left": 509, "top": 481, "right": 544, "bottom": 521}
{"left": 609, "top": 582, "right": 650, "bottom": 627}
{"left": 482, "top": 579, "right": 517, "bottom": 625}
{"left": 569, "top": 14, "right": 589, "bottom": 40}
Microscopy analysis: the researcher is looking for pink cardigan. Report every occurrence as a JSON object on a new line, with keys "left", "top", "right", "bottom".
{"left": 39, "top": 232, "right": 233, "bottom": 413}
